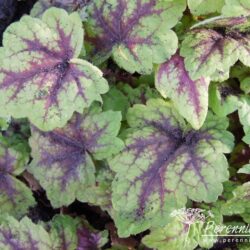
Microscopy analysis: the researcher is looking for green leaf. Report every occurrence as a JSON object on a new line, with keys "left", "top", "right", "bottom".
{"left": 188, "top": 0, "right": 225, "bottom": 16}
{"left": 222, "top": 0, "right": 250, "bottom": 17}
{"left": 156, "top": 52, "right": 210, "bottom": 129}
{"left": 28, "top": 109, "right": 123, "bottom": 208}
{"left": 0, "top": 8, "right": 108, "bottom": 131}
{"left": 85, "top": 0, "right": 186, "bottom": 74}
{"left": 180, "top": 16, "right": 250, "bottom": 81}
{"left": 0, "top": 136, "right": 35, "bottom": 218}
{"left": 110, "top": 99, "right": 234, "bottom": 236}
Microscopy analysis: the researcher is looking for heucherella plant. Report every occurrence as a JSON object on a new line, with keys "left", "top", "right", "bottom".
{"left": 0, "top": 0, "right": 250, "bottom": 249}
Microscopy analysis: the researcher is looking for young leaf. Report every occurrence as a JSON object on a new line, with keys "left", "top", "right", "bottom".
{"left": 222, "top": 0, "right": 250, "bottom": 17}
{"left": 156, "top": 52, "right": 210, "bottom": 129}
{"left": 180, "top": 16, "right": 250, "bottom": 81}
{"left": 50, "top": 215, "right": 108, "bottom": 250}
{"left": 0, "top": 136, "right": 35, "bottom": 218}
{"left": 28, "top": 109, "right": 123, "bottom": 208}
{"left": 85, "top": 0, "right": 186, "bottom": 74}
{"left": 0, "top": 216, "right": 53, "bottom": 249}
{"left": 188, "top": 0, "right": 224, "bottom": 16}
{"left": 0, "top": 8, "right": 108, "bottom": 131}
{"left": 110, "top": 99, "right": 234, "bottom": 236}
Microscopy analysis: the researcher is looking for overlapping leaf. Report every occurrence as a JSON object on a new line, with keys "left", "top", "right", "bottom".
{"left": 110, "top": 99, "right": 234, "bottom": 236}
{"left": 156, "top": 52, "right": 210, "bottom": 129}
{"left": 0, "top": 8, "right": 108, "bottom": 131}
{"left": 180, "top": 16, "right": 250, "bottom": 81}
{"left": 28, "top": 108, "right": 123, "bottom": 208}
{"left": 188, "top": 0, "right": 224, "bottom": 16}
{"left": 85, "top": 0, "right": 186, "bottom": 74}
{"left": 222, "top": 0, "right": 250, "bottom": 17}
{"left": 0, "top": 136, "right": 35, "bottom": 218}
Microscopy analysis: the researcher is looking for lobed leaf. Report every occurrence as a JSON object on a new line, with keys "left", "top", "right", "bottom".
{"left": 28, "top": 108, "right": 123, "bottom": 207}
{"left": 180, "top": 16, "right": 250, "bottom": 81}
{"left": 110, "top": 99, "right": 234, "bottom": 236}
{"left": 0, "top": 8, "right": 108, "bottom": 131}
{"left": 85, "top": 0, "right": 186, "bottom": 74}
{"left": 156, "top": 52, "right": 210, "bottom": 129}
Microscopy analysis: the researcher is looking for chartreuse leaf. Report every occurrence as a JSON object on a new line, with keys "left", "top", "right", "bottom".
{"left": 50, "top": 215, "right": 108, "bottom": 249}
{"left": 0, "top": 216, "right": 52, "bottom": 249}
{"left": 85, "top": 0, "right": 186, "bottom": 74}
{"left": 209, "top": 82, "right": 241, "bottom": 117}
{"left": 222, "top": 0, "right": 250, "bottom": 17}
{"left": 31, "top": 0, "right": 89, "bottom": 19}
{"left": 180, "top": 16, "right": 250, "bottom": 81}
{"left": 188, "top": 0, "right": 224, "bottom": 16}
{"left": 28, "top": 108, "right": 123, "bottom": 208}
{"left": 0, "top": 8, "right": 108, "bottom": 131}
{"left": 0, "top": 136, "right": 35, "bottom": 218}
{"left": 156, "top": 52, "right": 210, "bottom": 129}
{"left": 110, "top": 99, "right": 234, "bottom": 236}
